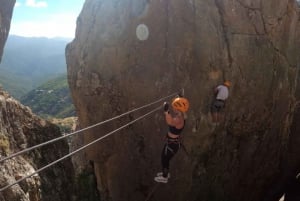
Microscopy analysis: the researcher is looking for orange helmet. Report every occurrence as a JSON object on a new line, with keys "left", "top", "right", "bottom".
{"left": 224, "top": 80, "right": 231, "bottom": 87}
{"left": 171, "top": 97, "right": 189, "bottom": 113}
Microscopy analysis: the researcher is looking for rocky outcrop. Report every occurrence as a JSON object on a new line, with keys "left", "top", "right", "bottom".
{"left": 0, "top": 0, "right": 15, "bottom": 62}
{"left": 66, "top": 0, "right": 300, "bottom": 201}
{"left": 0, "top": 89, "right": 76, "bottom": 201}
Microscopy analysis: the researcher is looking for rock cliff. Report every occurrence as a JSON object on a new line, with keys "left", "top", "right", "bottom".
{"left": 0, "top": 90, "right": 76, "bottom": 200}
{"left": 0, "top": 0, "right": 15, "bottom": 62}
{"left": 66, "top": 0, "right": 300, "bottom": 201}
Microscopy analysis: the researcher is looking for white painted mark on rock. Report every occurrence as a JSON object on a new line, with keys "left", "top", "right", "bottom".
{"left": 136, "top": 24, "right": 149, "bottom": 41}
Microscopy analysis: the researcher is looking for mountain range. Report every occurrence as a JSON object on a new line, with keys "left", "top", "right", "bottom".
{"left": 0, "top": 35, "right": 75, "bottom": 118}
{"left": 0, "top": 35, "right": 71, "bottom": 98}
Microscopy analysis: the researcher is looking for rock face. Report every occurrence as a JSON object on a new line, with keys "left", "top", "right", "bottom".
{"left": 0, "top": 90, "right": 76, "bottom": 201}
{"left": 66, "top": 0, "right": 300, "bottom": 201}
{"left": 0, "top": 0, "right": 15, "bottom": 62}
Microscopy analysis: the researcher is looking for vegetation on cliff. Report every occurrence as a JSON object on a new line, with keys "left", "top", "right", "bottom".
{"left": 20, "top": 74, "right": 76, "bottom": 118}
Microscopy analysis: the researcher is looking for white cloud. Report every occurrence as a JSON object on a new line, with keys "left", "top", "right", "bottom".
{"left": 15, "top": 2, "right": 21, "bottom": 7}
{"left": 25, "top": 0, "right": 48, "bottom": 8}
{"left": 10, "top": 12, "right": 78, "bottom": 38}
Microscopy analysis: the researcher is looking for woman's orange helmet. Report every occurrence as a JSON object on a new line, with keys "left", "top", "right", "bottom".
{"left": 171, "top": 97, "right": 189, "bottom": 113}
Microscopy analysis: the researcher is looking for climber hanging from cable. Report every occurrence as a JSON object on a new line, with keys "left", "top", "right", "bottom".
{"left": 0, "top": 93, "right": 178, "bottom": 192}
{"left": 154, "top": 94, "right": 189, "bottom": 183}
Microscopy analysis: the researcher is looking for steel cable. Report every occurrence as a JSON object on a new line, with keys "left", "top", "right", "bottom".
{"left": 0, "top": 105, "right": 162, "bottom": 191}
{"left": 0, "top": 92, "right": 177, "bottom": 163}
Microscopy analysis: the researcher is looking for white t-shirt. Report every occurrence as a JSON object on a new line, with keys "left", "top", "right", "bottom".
{"left": 216, "top": 85, "right": 229, "bottom": 100}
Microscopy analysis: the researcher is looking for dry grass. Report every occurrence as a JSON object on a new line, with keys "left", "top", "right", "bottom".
{"left": 49, "top": 117, "right": 78, "bottom": 133}
{"left": 0, "top": 134, "right": 10, "bottom": 154}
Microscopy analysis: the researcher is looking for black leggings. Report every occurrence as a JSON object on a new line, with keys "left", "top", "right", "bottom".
{"left": 161, "top": 141, "right": 180, "bottom": 177}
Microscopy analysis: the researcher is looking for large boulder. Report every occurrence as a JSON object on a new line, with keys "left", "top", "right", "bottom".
{"left": 66, "top": 0, "right": 300, "bottom": 200}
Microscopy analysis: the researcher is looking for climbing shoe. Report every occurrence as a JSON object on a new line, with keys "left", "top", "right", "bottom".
{"left": 156, "top": 172, "right": 170, "bottom": 179}
{"left": 154, "top": 175, "right": 168, "bottom": 183}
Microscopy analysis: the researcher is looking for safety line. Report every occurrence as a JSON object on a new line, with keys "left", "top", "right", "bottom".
{"left": 144, "top": 183, "right": 160, "bottom": 201}
{"left": 0, "top": 92, "right": 177, "bottom": 163}
{"left": 0, "top": 105, "right": 161, "bottom": 192}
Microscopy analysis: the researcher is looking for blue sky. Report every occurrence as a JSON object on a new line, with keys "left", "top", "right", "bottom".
{"left": 10, "top": 0, "right": 85, "bottom": 39}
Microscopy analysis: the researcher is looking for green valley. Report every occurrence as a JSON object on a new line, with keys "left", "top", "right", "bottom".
{"left": 0, "top": 35, "right": 69, "bottom": 98}
{"left": 20, "top": 74, "right": 76, "bottom": 118}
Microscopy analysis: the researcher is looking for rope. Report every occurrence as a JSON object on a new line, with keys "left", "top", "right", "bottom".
{"left": 0, "top": 92, "right": 177, "bottom": 163}
{"left": 0, "top": 105, "right": 161, "bottom": 192}
{"left": 144, "top": 183, "right": 160, "bottom": 201}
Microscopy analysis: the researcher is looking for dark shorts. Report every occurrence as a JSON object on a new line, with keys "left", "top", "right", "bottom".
{"left": 211, "top": 99, "right": 225, "bottom": 113}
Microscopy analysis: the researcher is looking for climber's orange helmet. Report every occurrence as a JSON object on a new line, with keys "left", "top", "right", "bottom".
{"left": 171, "top": 97, "right": 189, "bottom": 113}
{"left": 224, "top": 80, "right": 231, "bottom": 87}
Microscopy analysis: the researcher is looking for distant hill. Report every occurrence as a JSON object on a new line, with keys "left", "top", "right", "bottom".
{"left": 0, "top": 35, "right": 71, "bottom": 98}
{"left": 20, "top": 74, "right": 76, "bottom": 118}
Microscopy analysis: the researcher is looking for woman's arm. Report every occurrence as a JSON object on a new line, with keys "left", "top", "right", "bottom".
{"left": 164, "top": 111, "right": 173, "bottom": 125}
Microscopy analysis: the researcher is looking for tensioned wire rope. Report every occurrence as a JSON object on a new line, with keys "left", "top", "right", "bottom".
{"left": 0, "top": 92, "right": 177, "bottom": 164}
{"left": 0, "top": 104, "right": 163, "bottom": 192}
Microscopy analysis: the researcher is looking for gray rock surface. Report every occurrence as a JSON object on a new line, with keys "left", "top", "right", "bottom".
{"left": 0, "top": 90, "right": 76, "bottom": 201}
{"left": 72, "top": 0, "right": 300, "bottom": 200}
{"left": 0, "top": 0, "right": 15, "bottom": 62}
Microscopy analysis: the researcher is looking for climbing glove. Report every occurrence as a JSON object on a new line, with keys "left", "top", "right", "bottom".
{"left": 163, "top": 102, "right": 169, "bottom": 112}
{"left": 176, "top": 91, "right": 183, "bottom": 98}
